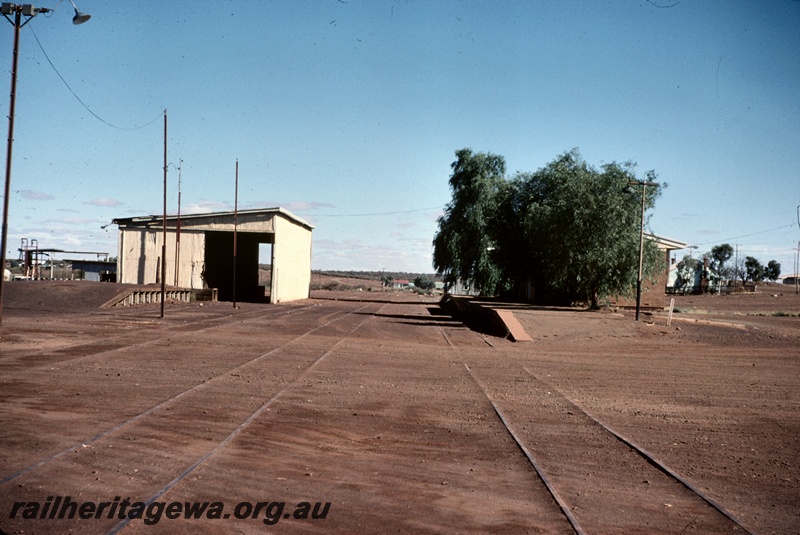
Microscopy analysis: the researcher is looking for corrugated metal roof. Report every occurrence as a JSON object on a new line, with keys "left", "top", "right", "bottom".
{"left": 112, "top": 207, "right": 314, "bottom": 230}
{"left": 645, "top": 233, "right": 687, "bottom": 250}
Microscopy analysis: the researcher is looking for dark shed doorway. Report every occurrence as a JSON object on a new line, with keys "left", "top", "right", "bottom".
{"left": 204, "top": 231, "right": 273, "bottom": 302}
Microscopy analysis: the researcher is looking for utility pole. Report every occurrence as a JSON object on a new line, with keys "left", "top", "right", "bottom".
{"left": 232, "top": 159, "right": 238, "bottom": 309}
{"left": 0, "top": 6, "right": 22, "bottom": 324}
{"left": 795, "top": 240, "right": 799, "bottom": 295}
{"left": 628, "top": 178, "right": 658, "bottom": 321}
{"left": 160, "top": 110, "right": 167, "bottom": 319}
{"left": 174, "top": 159, "right": 182, "bottom": 287}
{"left": 0, "top": 3, "right": 90, "bottom": 324}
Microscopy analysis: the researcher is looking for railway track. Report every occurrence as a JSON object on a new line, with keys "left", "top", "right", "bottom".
{"left": 106, "top": 297, "right": 393, "bottom": 534}
{"left": 518, "top": 366, "right": 756, "bottom": 534}
{"left": 451, "top": 326, "right": 755, "bottom": 535}
{"left": 0, "top": 300, "right": 318, "bottom": 367}
{"left": 0, "top": 299, "right": 387, "bottom": 482}
{"left": 0, "top": 296, "right": 769, "bottom": 533}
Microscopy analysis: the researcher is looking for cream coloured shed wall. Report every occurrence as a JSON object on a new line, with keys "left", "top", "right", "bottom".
{"left": 170, "top": 213, "right": 275, "bottom": 233}
{"left": 118, "top": 228, "right": 159, "bottom": 285}
{"left": 118, "top": 229, "right": 205, "bottom": 289}
{"left": 270, "top": 215, "right": 312, "bottom": 303}
{"left": 168, "top": 231, "right": 206, "bottom": 289}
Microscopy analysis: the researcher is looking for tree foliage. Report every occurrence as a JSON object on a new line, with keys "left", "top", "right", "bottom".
{"left": 433, "top": 148, "right": 665, "bottom": 307}
{"left": 765, "top": 260, "right": 781, "bottom": 282}
{"left": 413, "top": 276, "right": 435, "bottom": 290}
{"left": 744, "top": 256, "right": 765, "bottom": 283}
{"left": 703, "top": 244, "right": 781, "bottom": 286}
{"left": 707, "top": 244, "right": 733, "bottom": 283}
{"left": 432, "top": 149, "right": 506, "bottom": 293}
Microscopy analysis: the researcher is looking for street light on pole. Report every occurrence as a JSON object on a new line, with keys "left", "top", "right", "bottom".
{"left": 67, "top": 0, "right": 90, "bottom": 24}
{"left": 628, "top": 178, "right": 659, "bottom": 321}
{"left": 0, "top": 2, "right": 90, "bottom": 325}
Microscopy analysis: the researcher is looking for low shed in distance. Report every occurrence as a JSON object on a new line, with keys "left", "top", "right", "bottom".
{"left": 113, "top": 208, "right": 313, "bottom": 303}
{"left": 611, "top": 233, "right": 687, "bottom": 309}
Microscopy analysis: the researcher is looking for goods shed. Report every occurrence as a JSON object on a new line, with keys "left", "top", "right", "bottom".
{"left": 112, "top": 208, "right": 313, "bottom": 303}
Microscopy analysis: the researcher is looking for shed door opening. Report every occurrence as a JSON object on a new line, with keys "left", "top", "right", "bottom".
{"left": 203, "top": 231, "right": 273, "bottom": 303}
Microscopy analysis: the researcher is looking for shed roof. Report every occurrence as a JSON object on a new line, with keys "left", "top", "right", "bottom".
{"left": 645, "top": 233, "right": 687, "bottom": 251}
{"left": 112, "top": 207, "right": 314, "bottom": 231}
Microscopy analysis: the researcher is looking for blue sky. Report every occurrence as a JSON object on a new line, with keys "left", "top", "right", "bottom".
{"left": 2, "top": 0, "right": 799, "bottom": 274}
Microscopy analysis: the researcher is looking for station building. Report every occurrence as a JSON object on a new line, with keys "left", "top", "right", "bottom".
{"left": 113, "top": 208, "right": 313, "bottom": 303}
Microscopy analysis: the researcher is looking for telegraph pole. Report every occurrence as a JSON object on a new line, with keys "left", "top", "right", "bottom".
{"left": 174, "top": 159, "right": 182, "bottom": 287}
{"left": 232, "top": 160, "right": 238, "bottom": 308}
{"left": 795, "top": 240, "right": 799, "bottom": 295}
{"left": 629, "top": 178, "right": 658, "bottom": 321}
{"left": 160, "top": 110, "right": 167, "bottom": 319}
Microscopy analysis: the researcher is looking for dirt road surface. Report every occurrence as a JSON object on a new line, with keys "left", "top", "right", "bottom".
{"left": 0, "top": 282, "right": 797, "bottom": 534}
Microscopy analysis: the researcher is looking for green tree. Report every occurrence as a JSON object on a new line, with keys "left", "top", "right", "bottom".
{"left": 744, "top": 256, "right": 765, "bottom": 283}
{"left": 432, "top": 149, "right": 506, "bottom": 294}
{"left": 512, "top": 150, "right": 663, "bottom": 307}
{"left": 485, "top": 175, "right": 538, "bottom": 296}
{"left": 413, "top": 276, "right": 435, "bottom": 290}
{"left": 433, "top": 148, "right": 666, "bottom": 308}
{"left": 764, "top": 260, "right": 781, "bottom": 282}
{"left": 707, "top": 244, "right": 733, "bottom": 284}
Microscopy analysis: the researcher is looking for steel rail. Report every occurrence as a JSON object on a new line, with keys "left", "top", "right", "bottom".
{"left": 446, "top": 315, "right": 752, "bottom": 535}
{"left": 522, "top": 366, "right": 757, "bottom": 535}
{"left": 463, "top": 363, "right": 586, "bottom": 535}
{"left": 0, "top": 300, "right": 379, "bottom": 485}
{"left": 0, "top": 302, "right": 316, "bottom": 365}
{"left": 106, "top": 297, "right": 394, "bottom": 534}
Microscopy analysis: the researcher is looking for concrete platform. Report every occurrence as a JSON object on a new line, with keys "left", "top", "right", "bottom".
{"left": 440, "top": 295, "right": 533, "bottom": 342}
{"left": 492, "top": 308, "right": 534, "bottom": 342}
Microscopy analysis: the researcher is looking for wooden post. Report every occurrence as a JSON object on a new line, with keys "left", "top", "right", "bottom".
{"left": 233, "top": 159, "right": 238, "bottom": 308}
{"left": 160, "top": 110, "right": 167, "bottom": 318}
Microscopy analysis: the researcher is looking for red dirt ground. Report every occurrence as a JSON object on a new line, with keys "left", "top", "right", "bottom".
{"left": 0, "top": 281, "right": 797, "bottom": 534}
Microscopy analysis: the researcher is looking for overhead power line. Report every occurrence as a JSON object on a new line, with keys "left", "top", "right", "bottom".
{"left": 297, "top": 206, "right": 442, "bottom": 218}
{"left": 694, "top": 223, "right": 797, "bottom": 247}
{"left": 30, "top": 25, "right": 163, "bottom": 130}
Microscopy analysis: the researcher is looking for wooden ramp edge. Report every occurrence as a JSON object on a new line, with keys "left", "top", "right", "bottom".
{"left": 100, "top": 287, "right": 217, "bottom": 308}
{"left": 439, "top": 295, "right": 533, "bottom": 343}
{"left": 492, "top": 308, "right": 533, "bottom": 342}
